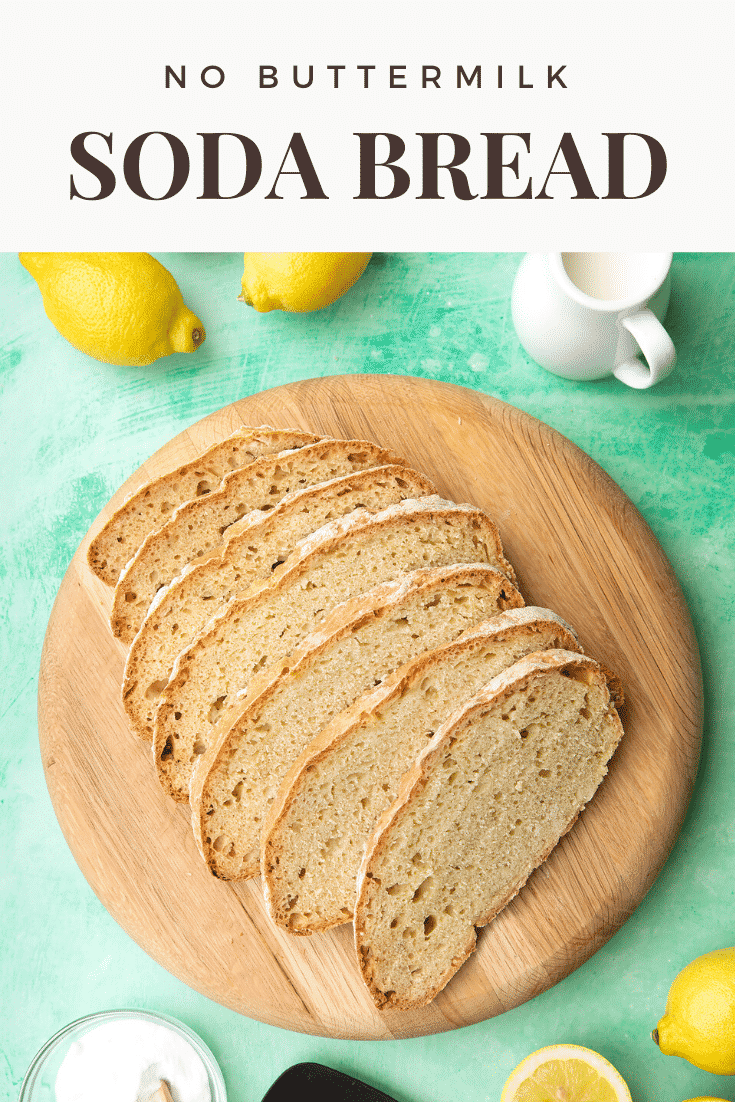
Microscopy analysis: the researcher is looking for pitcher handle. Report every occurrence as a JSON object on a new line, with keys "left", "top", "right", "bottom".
{"left": 613, "top": 307, "right": 676, "bottom": 389}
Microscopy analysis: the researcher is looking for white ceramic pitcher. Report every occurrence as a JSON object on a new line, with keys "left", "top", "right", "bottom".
{"left": 511, "top": 252, "right": 676, "bottom": 389}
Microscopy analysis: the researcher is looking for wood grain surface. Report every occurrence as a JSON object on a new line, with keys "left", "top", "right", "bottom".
{"left": 38, "top": 374, "right": 702, "bottom": 1040}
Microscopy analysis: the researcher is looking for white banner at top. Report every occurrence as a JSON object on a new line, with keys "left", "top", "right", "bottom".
{"left": 2, "top": 1, "right": 733, "bottom": 250}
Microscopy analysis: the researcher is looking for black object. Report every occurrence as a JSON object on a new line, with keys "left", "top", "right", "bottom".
{"left": 261, "top": 1061, "right": 399, "bottom": 1101}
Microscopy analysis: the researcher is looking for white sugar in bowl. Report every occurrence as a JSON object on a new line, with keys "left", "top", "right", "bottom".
{"left": 19, "top": 1009, "right": 227, "bottom": 1102}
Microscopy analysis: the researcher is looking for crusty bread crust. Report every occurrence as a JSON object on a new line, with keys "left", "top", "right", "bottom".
{"left": 121, "top": 464, "right": 437, "bottom": 741}
{"left": 189, "top": 563, "right": 524, "bottom": 880}
{"left": 354, "top": 650, "right": 624, "bottom": 1010}
{"left": 110, "top": 437, "right": 407, "bottom": 644}
{"left": 261, "top": 608, "right": 582, "bottom": 933}
{"left": 87, "top": 426, "right": 321, "bottom": 585}
{"left": 154, "top": 498, "right": 517, "bottom": 803}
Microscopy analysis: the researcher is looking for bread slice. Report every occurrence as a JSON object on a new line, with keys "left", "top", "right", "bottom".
{"left": 262, "top": 608, "right": 581, "bottom": 934}
{"left": 88, "top": 425, "right": 321, "bottom": 585}
{"left": 123, "top": 465, "right": 437, "bottom": 741}
{"left": 111, "top": 436, "right": 406, "bottom": 644}
{"left": 354, "top": 650, "right": 624, "bottom": 1010}
{"left": 190, "top": 563, "right": 524, "bottom": 880}
{"left": 154, "top": 497, "right": 517, "bottom": 802}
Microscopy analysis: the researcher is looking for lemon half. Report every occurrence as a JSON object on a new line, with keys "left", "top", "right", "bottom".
{"left": 501, "top": 1044, "right": 632, "bottom": 1102}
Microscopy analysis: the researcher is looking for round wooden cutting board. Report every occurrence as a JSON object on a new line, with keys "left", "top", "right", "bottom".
{"left": 38, "top": 375, "right": 702, "bottom": 1040}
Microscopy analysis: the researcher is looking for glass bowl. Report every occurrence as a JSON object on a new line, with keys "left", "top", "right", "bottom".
{"left": 19, "top": 1008, "right": 227, "bottom": 1102}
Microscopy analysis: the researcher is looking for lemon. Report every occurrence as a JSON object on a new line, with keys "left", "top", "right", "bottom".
{"left": 683, "top": 1097, "right": 731, "bottom": 1101}
{"left": 239, "top": 252, "right": 371, "bottom": 313}
{"left": 654, "top": 947, "right": 735, "bottom": 1075}
{"left": 19, "top": 252, "right": 205, "bottom": 366}
{"left": 501, "top": 1044, "right": 632, "bottom": 1102}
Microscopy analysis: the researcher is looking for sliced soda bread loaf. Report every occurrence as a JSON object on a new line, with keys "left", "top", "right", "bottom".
{"left": 262, "top": 608, "right": 581, "bottom": 934}
{"left": 123, "top": 465, "right": 437, "bottom": 741}
{"left": 88, "top": 425, "right": 321, "bottom": 585}
{"left": 154, "top": 497, "right": 517, "bottom": 802}
{"left": 111, "top": 437, "right": 405, "bottom": 644}
{"left": 354, "top": 650, "right": 624, "bottom": 1010}
{"left": 190, "top": 563, "right": 523, "bottom": 880}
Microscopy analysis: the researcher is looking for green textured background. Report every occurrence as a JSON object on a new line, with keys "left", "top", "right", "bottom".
{"left": 2, "top": 252, "right": 734, "bottom": 1102}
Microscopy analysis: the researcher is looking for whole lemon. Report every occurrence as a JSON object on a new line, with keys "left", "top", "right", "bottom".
{"left": 683, "top": 1097, "right": 732, "bottom": 1101}
{"left": 239, "top": 252, "right": 372, "bottom": 313}
{"left": 654, "top": 947, "right": 735, "bottom": 1074}
{"left": 19, "top": 252, "right": 205, "bottom": 366}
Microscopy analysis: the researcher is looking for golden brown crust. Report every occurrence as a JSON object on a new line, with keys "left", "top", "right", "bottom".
{"left": 110, "top": 437, "right": 408, "bottom": 644}
{"left": 595, "top": 661, "right": 625, "bottom": 708}
{"left": 87, "top": 426, "right": 321, "bottom": 585}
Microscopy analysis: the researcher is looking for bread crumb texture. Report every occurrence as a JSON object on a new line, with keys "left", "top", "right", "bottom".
{"left": 122, "top": 464, "right": 436, "bottom": 739}
{"left": 194, "top": 565, "right": 522, "bottom": 879}
{"left": 156, "top": 500, "right": 514, "bottom": 803}
{"left": 262, "top": 611, "right": 580, "bottom": 934}
{"left": 354, "top": 654, "right": 622, "bottom": 1009}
